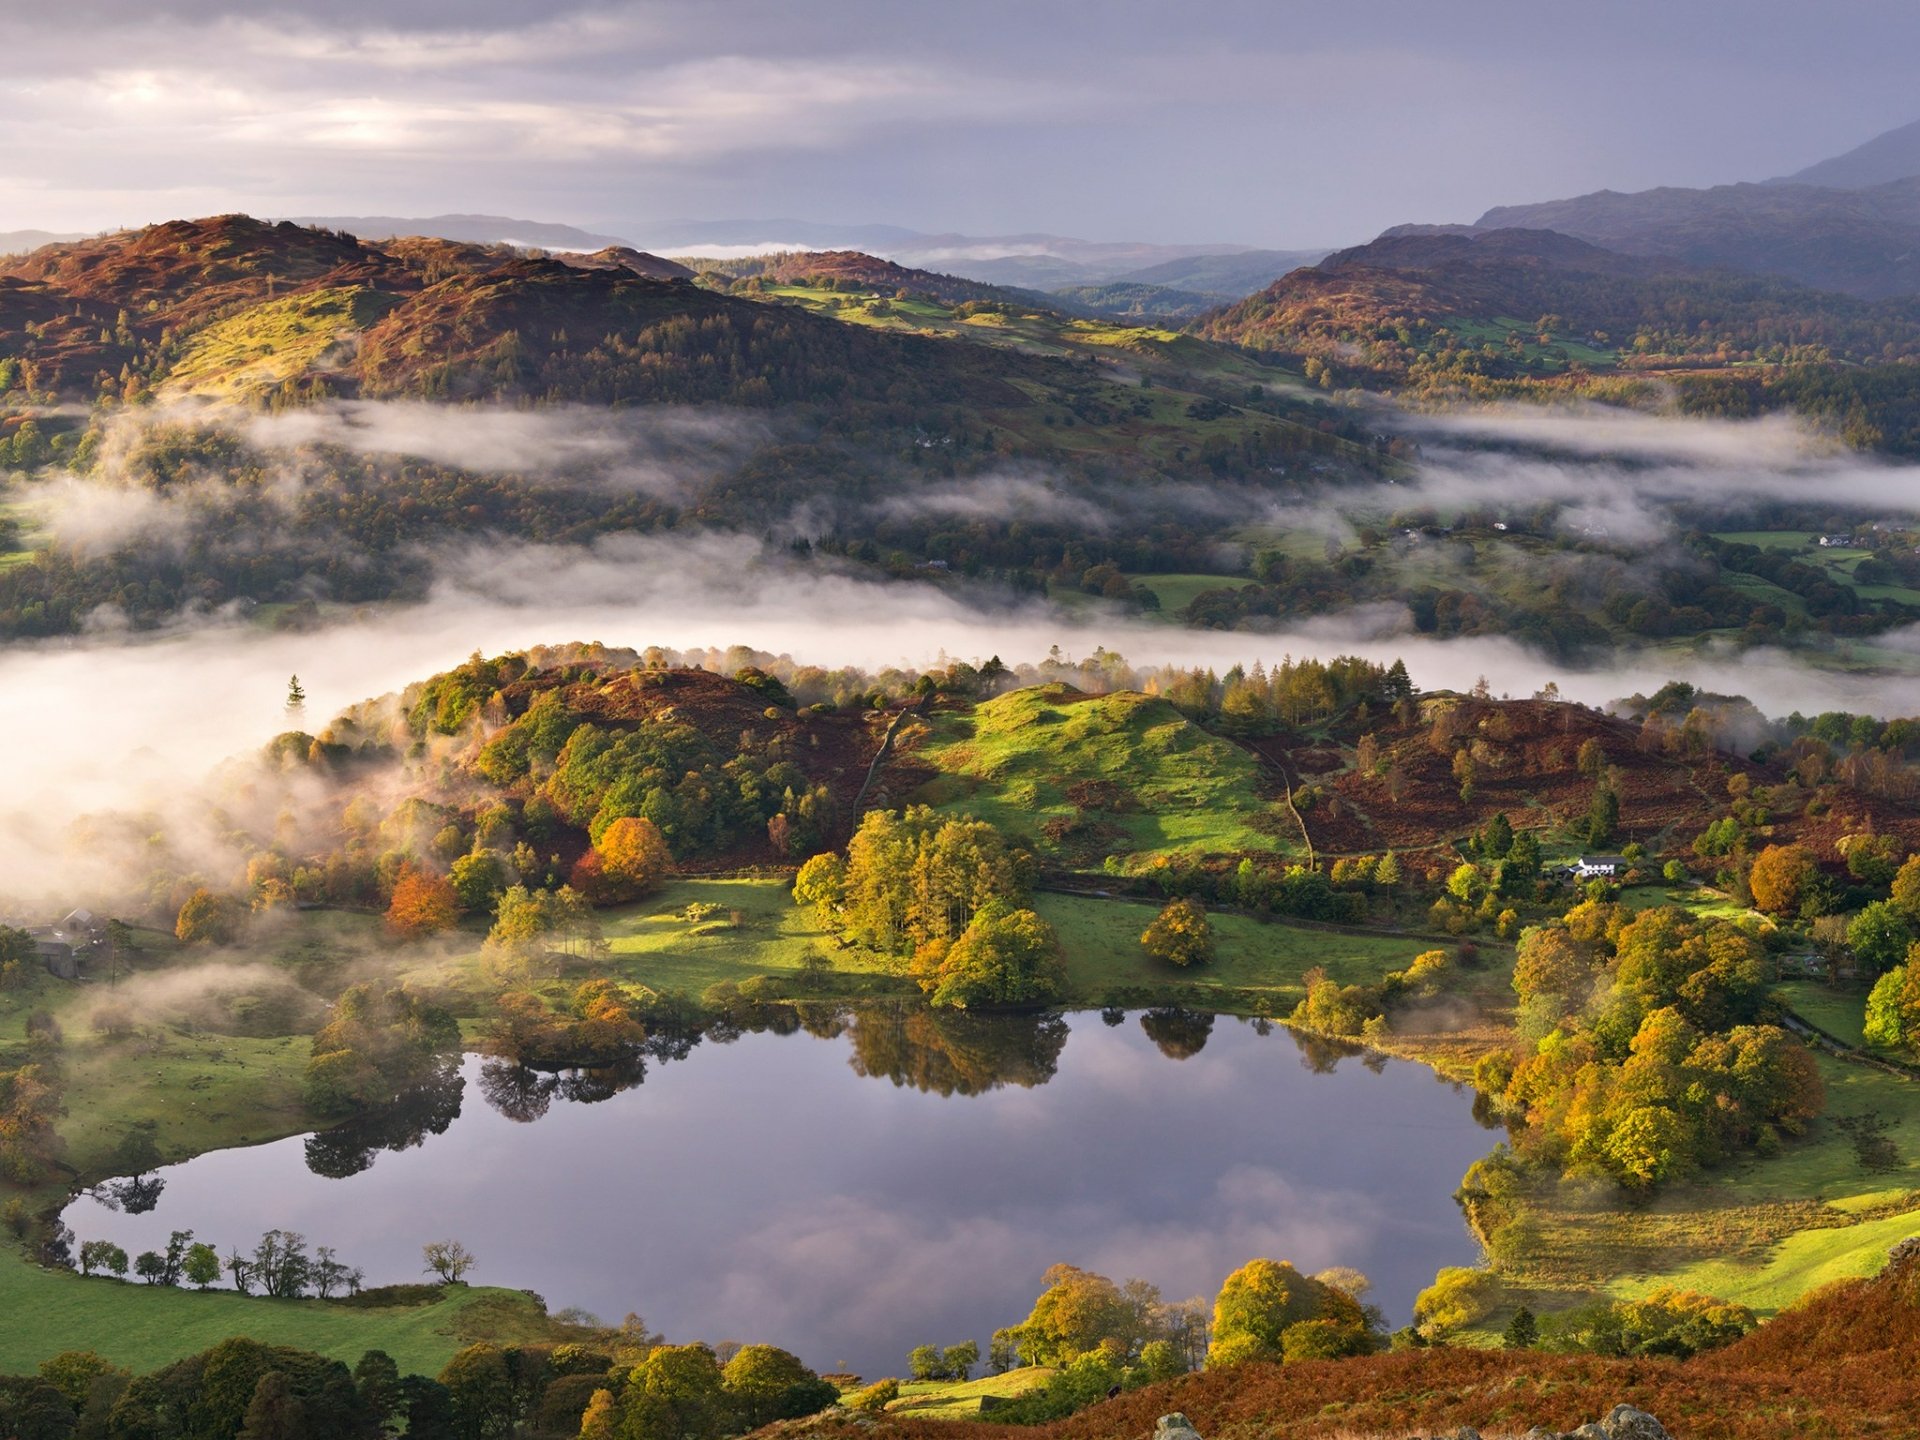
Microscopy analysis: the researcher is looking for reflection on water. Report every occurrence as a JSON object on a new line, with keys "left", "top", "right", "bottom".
{"left": 63, "top": 1007, "right": 1494, "bottom": 1378}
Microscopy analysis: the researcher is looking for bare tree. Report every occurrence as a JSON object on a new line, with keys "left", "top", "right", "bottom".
{"left": 423, "top": 1239, "right": 476, "bottom": 1284}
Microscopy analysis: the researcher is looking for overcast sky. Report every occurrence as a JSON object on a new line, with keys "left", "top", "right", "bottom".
{"left": 5, "top": 0, "right": 1919, "bottom": 247}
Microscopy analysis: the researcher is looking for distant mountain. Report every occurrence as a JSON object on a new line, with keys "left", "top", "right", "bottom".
{"left": 1112, "top": 248, "right": 1327, "bottom": 296}
{"left": 1774, "top": 116, "right": 1920, "bottom": 189}
{"left": 287, "top": 213, "right": 630, "bottom": 252}
{"left": 1471, "top": 178, "right": 1920, "bottom": 299}
{"left": 1191, "top": 227, "right": 1920, "bottom": 384}
{"left": 0, "top": 229, "right": 87, "bottom": 255}
{"left": 629, "top": 217, "right": 1312, "bottom": 292}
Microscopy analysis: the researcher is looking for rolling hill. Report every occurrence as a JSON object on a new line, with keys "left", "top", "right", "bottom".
{"left": 1190, "top": 226, "right": 1920, "bottom": 384}
{"left": 1774, "top": 114, "right": 1920, "bottom": 189}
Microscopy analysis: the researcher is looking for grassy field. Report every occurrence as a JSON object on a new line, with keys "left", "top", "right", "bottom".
{"left": 911, "top": 685, "right": 1291, "bottom": 871}
{"left": 1126, "top": 572, "right": 1247, "bottom": 616}
{"left": 885, "top": 1368, "right": 1057, "bottom": 1418}
{"left": 1035, "top": 892, "right": 1444, "bottom": 1009}
{"left": 593, "top": 879, "right": 907, "bottom": 999}
{"left": 0, "top": 1266, "right": 570, "bottom": 1377}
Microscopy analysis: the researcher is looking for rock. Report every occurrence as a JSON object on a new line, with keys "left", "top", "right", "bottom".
{"left": 1603, "top": 1405, "right": 1671, "bottom": 1440}
{"left": 1570, "top": 1425, "right": 1610, "bottom": 1440}
{"left": 1451, "top": 1428, "right": 1483, "bottom": 1440}
{"left": 1522, "top": 1429, "right": 1560, "bottom": 1440}
{"left": 1154, "top": 1414, "right": 1204, "bottom": 1440}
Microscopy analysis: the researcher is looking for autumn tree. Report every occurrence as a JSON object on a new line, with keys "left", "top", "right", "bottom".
{"left": 571, "top": 816, "right": 673, "bottom": 903}
{"left": 1748, "top": 844, "right": 1816, "bottom": 917}
{"left": 1141, "top": 898, "right": 1215, "bottom": 969}
{"left": 1207, "top": 1259, "right": 1368, "bottom": 1366}
{"left": 386, "top": 864, "right": 458, "bottom": 939}
{"left": 916, "top": 899, "right": 1065, "bottom": 1009}
{"left": 175, "top": 888, "right": 242, "bottom": 946}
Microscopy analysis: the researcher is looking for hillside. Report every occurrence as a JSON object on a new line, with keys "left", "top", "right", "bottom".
{"left": 1190, "top": 227, "right": 1920, "bottom": 384}
{"left": 1473, "top": 177, "right": 1920, "bottom": 299}
{"left": 804, "top": 1244, "right": 1920, "bottom": 1438}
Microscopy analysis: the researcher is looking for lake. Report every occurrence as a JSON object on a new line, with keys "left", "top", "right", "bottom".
{"left": 62, "top": 1006, "right": 1496, "bottom": 1378}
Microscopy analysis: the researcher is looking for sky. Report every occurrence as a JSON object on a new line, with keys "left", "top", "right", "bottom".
{"left": 4, "top": 1, "right": 1920, "bottom": 248}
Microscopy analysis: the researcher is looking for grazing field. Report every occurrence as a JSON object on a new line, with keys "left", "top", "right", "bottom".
{"left": 885, "top": 1368, "right": 1058, "bottom": 1418}
{"left": 0, "top": 1264, "right": 573, "bottom": 1377}
{"left": 1034, "top": 892, "right": 1451, "bottom": 1008}
{"left": 909, "top": 685, "right": 1291, "bottom": 870}
{"left": 1126, "top": 572, "right": 1247, "bottom": 615}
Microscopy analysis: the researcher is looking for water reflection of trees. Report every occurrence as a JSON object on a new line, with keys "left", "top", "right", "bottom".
{"left": 1138, "top": 1007, "right": 1215, "bottom": 1060}
{"left": 304, "top": 1061, "right": 464, "bottom": 1178}
{"left": 846, "top": 1004, "right": 1069, "bottom": 1096}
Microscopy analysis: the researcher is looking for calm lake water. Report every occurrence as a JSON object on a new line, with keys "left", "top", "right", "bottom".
{"left": 63, "top": 1008, "right": 1495, "bottom": 1378}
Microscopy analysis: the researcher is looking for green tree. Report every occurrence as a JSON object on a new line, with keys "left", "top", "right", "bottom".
{"left": 450, "top": 852, "right": 507, "bottom": 913}
{"left": 1586, "top": 786, "right": 1620, "bottom": 849}
{"left": 621, "top": 1343, "right": 728, "bottom": 1440}
{"left": 1140, "top": 898, "right": 1215, "bottom": 969}
{"left": 1848, "top": 902, "right": 1916, "bottom": 976}
{"left": 1892, "top": 854, "right": 1920, "bottom": 922}
{"left": 1503, "top": 1307, "right": 1539, "bottom": 1349}
{"left": 439, "top": 1343, "right": 515, "bottom": 1440}
{"left": 184, "top": 1241, "right": 222, "bottom": 1289}
{"left": 942, "top": 1340, "right": 979, "bottom": 1381}
{"left": 1207, "top": 1259, "right": 1351, "bottom": 1367}
{"left": 721, "top": 1345, "right": 832, "bottom": 1427}
{"left": 238, "top": 1371, "right": 306, "bottom": 1440}
{"left": 923, "top": 901, "right": 1065, "bottom": 1009}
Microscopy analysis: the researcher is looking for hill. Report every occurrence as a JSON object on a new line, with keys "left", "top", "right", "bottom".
{"left": 1775, "top": 115, "right": 1920, "bottom": 189}
{"left": 805, "top": 1244, "right": 1920, "bottom": 1438}
{"left": 1473, "top": 177, "right": 1920, "bottom": 299}
{"left": 1190, "top": 227, "right": 1920, "bottom": 385}
{"left": 283, "top": 212, "right": 630, "bottom": 250}
{"left": 1114, "top": 248, "right": 1328, "bottom": 297}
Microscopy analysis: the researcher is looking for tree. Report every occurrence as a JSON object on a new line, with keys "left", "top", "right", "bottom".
{"left": 1503, "top": 1306, "right": 1539, "bottom": 1349}
{"left": 387, "top": 865, "right": 459, "bottom": 939}
{"left": 285, "top": 676, "right": 307, "bottom": 716}
{"left": 1893, "top": 855, "right": 1920, "bottom": 922}
{"left": 134, "top": 1251, "right": 167, "bottom": 1285}
{"left": 1412, "top": 1267, "right": 1495, "bottom": 1340}
{"left": 175, "top": 888, "right": 242, "bottom": 946}
{"left": 1748, "top": 844, "right": 1816, "bottom": 917}
{"left": 923, "top": 901, "right": 1065, "bottom": 1009}
{"left": 1577, "top": 738, "right": 1606, "bottom": 779}
{"left": 582, "top": 816, "right": 674, "bottom": 902}
{"left": 942, "top": 1340, "right": 979, "bottom": 1381}
{"left": 907, "top": 1345, "right": 943, "bottom": 1381}
{"left": 184, "top": 1241, "right": 222, "bottom": 1289}
{"left": 439, "top": 1343, "right": 515, "bottom": 1440}
{"left": 578, "top": 1388, "right": 619, "bottom": 1440}
{"left": 36, "top": 1351, "right": 124, "bottom": 1406}
{"left": 792, "top": 853, "right": 846, "bottom": 914}
{"left": 1586, "top": 786, "right": 1620, "bottom": 849}
{"left": 251, "top": 1230, "right": 311, "bottom": 1298}
{"left": 1140, "top": 898, "right": 1215, "bottom": 969}
{"left": 78, "top": 1239, "right": 129, "bottom": 1278}
{"left": 1208, "top": 1259, "right": 1364, "bottom": 1367}
{"left": 450, "top": 852, "right": 507, "bottom": 913}
{"left": 1865, "top": 964, "right": 1920, "bottom": 1052}
{"left": 424, "top": 1239, "right": 477, "bottom": 1284}
{"left": 1848, "top": 902, "right": 1916, "bottom": 976}
{"left": 622, "top": 1343, "right": 728, "bottom": 1440}
{"left": 721, "top": 1345, "right": 834, "bottom": 1426}
{"left": 238, "top": 1371, "right": 306, "bottom": 1440}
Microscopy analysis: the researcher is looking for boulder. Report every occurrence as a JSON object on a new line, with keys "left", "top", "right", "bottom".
{"left": 1154, "top": 1414, "right": 1204, "bottom": 1440}
{"left": 1604, "top": 1405, "right": 1671, "bottom": 1440}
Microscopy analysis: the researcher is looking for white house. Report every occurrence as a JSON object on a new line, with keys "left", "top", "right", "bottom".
{"left": 1572, "top": 855, "right": 1628, "bottom": 879}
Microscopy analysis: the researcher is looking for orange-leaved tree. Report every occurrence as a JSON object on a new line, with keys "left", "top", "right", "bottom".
{"left": 387, "top": 864, "right": 459, "bottom": 939}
